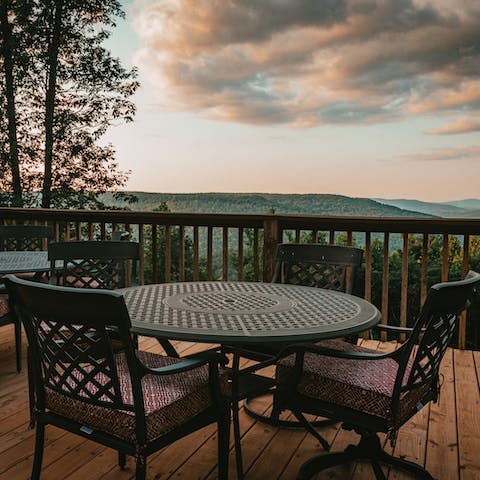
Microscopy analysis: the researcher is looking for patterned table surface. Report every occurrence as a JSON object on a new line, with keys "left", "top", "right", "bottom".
{"left": 0, "top": 251, "right": 50, "bottom": 274}
{"left": 122, "top": 282, "right": 381, "bottom": 345}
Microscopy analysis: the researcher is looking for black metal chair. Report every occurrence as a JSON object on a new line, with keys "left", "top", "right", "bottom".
{"left": 4, "top": 274, "right": 230, "bottom": 480}
{"left": 272, "top": 243, "right": 363, "bottom": 293}
{"left": 228, "top": 243, "right": 364, "bottom": 475}
{"left": 0, "top": 225, "right": 53, "bottom": 252}
{"left": 238, "top": 243, "right": 364, "bottom": 362}
{"left": 0, "top": 225, "right": 53, "bottom": 372}
{"left": 48, "top": 240, "right": 140, "bottom": 289}
{"left": 273, "top": 271, "right": 480, "bottom": 480}
{"left": 241, "top": 243, "right": 363, "bottom": 405}
{"left": 48, "top": 240, "right": 178, "bottom": 358}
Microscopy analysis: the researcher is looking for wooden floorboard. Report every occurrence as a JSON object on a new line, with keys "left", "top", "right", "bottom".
{"left": 0, "top": 330, "right": 479, "bottom": 479}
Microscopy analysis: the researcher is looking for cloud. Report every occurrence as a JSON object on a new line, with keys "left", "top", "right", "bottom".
{"left": 403, "top": 145, "right": 480, "bottom": 161}
{"left": 133, "top": 0, "right": 480, "bottom": 127}
{"left": 426, "top": 117, "right": 480, "bottom": 135}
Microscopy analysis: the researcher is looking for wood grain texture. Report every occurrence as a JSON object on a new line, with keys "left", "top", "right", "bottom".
{"left": 0, "top": 327, "right": 478, "bottom": 479}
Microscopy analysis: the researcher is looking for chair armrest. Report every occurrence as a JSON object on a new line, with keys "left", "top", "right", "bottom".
{"left": 137, "top": 350, "right": 221, "bottom": 377}
{"left": 376, "top": 324, "right": 415, "bottom": 334}
{"left": 275, "top": 342, "right": 399, "bottom": 362}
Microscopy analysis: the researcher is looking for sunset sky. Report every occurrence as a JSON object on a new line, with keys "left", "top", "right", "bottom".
{"left": 103, "top": 0, "right": 480, "bottom": 202}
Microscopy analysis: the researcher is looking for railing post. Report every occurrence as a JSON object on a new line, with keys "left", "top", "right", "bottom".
{"left": 263, "top": 217, "right": 280, "bottom": 282}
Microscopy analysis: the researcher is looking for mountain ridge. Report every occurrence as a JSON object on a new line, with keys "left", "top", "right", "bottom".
{"left": 102, "top": 192, "right": 435, "bottom": 218}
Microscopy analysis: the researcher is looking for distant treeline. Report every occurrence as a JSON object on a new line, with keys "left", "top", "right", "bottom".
{"left": 100, "top": 192, "right": 434, "bottom": 218}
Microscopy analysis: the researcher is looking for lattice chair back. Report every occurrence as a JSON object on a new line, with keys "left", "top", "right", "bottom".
{"left": 392, "top": 270, "right": 480, "bottom": 423}
{"left": 0, "top": 225, "right": 53, "bottom": 251}
{"left": 4, "top": 275, "right": 144, "bottom": 417}
{"left": 48, "top": 240, "right": 140, "bottom": 289}
{"left": 272, "top": 244, "right": 363, "bottom": 294}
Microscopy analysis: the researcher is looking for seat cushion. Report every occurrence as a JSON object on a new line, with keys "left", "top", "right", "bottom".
{"left": 45, "top": 350, "right": 223, "bottom": 443}
{"left": 276, "top": 339, "right": 432, "bottom": 428}
{"left": 0, "top": 293, "right": 9, "bottom": 318}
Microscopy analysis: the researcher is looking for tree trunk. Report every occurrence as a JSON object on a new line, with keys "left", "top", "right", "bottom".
{"left": 41, "top": 0, "right": 63, "bottom": 209}
{"left": 0, "top": 0, "right": 23, "bottom": 206}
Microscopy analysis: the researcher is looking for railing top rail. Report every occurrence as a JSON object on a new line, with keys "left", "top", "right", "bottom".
{"left": 275, "top": 215, "right": 480, "bottom": 235}
{"left": 1, "top": 207, "right": 480, "bottom": 234}
{"left": 0, "top": 208, "right": 265, "bottom": 228}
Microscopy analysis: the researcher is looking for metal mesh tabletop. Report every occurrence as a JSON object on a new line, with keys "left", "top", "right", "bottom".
{"left": 0, "top": 251, "right": 50, "bottom": 274}
{"left": 122, "top": 282, "right": 380, "bottom": 344}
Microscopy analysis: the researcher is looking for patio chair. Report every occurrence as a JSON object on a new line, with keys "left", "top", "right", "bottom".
{"left": 4, "top": 274, "right": 230, "bottom": 480}
{"left": 228, "top": 243, "right": 364, "bottom": 474}
{"left": 273, "top": 270, "right": 480, "bottom": 480}
{"left": 48, "top": 240, "right": 140, "bottom": 289}
{"left": 0, "top": 225, "right": 53, "bottom": 252}
{"left": 48, "top": 239, "right": 178, "bottom": 357}
{"left": 0, "top": 225, "right": 53, "bottom": 372}
{"left": 237, "top": 243, "right": 364, "bottom": 363}
{"left": 241, "top": 244, "right": 363, "bottom": 405}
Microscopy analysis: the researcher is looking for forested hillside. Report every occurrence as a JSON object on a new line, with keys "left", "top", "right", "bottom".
{"left": 373, "top": 198, "right": 466, "bottom": 217}
{"left": 102, "top": 192, "right": 433, "bottom": 217}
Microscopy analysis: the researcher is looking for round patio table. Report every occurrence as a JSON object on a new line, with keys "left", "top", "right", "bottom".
{"left": 122, "top": 281, "right": 380, "bottom": 344}
{"left": 0, "top": 251, "right": 50, "bottom": 275}
{"left": 122, "top": 281, "right": 380, "bottom": 480}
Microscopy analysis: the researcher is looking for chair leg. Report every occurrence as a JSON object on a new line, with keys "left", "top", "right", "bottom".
{"left": 217, "top": 405, "right": 231, "bottom": 480}
{"left": 297, "top": 431, "right": 435, "bottom": 480}
{"left": 118, "top": 451, "right": 127, "bottom": 470}
{"left": 371, "top": 460, "right": 387, "bottom": 480}
{"left": 229, "top": 352, "right": 245, "bottom": 480}
{"left": 376, "top": 448, "right": 434, "bottom": 480}
{"left": 156, "top": 337, "right": 179, "bottom": 357}
{"left": 246, "top": 395, "right": 337, "bottom": 430}
{"left": 292, "top": 408, "right": 330, "bottom": 451}
{"left": 27, "top": 347, "right": 36, "bottom": 428}
{"left": 14, "top": 317, "right": 22, "bottom": 372}
{"left": 31, "top": 422, "right": 45, "bottom": 480}
{"left": 135, "top": 454, "right": 147, "bottom": 480}
{"left": 297, "top": 450, "right": 356, "bottom": 480}
{"left": 232, "top": 397, "right": 244, "bottom": 480}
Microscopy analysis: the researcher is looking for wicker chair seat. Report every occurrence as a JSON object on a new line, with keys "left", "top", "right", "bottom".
{"left": 45, "top": 350, "right": 224, "bottom": 443}
{"left": 0, "top": 293, "right": 9, "bottom": 318}
{"left": 276, "top": 339, "right": 431, "bottom": 428}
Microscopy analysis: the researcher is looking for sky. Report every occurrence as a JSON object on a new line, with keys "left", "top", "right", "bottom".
{"left": 103, "top": 0, "right": 480, "bottom": 202}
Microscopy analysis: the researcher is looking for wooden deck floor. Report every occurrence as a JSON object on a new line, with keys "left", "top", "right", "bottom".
{"left": 0, "top": 326, "right": 479, "bottom": 480}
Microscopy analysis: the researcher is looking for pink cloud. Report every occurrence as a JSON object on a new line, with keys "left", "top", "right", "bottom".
{"left": 426, "top": 117, "right": 480, "bottom": 135}
{"left": 133, "top": 0, "right": 480, "bottom": 127}
{"left": 403, "top": 145, "right": 480, "bottom": 161}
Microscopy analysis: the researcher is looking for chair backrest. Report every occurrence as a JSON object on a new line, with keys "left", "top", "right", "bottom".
{"left": 0, "top": 225, "right": 53, "bottom": 251}
{"left": 393, "top": 271, "right": 480, "bottom": 413}
{"left": 272, "top": 243, "right": 363, "bottom": 294}
{"left": 48, "top": 240, "right": 140, "bottom": 289}
{"left": 3, "top": 274, "right": 144, "bottom": 415}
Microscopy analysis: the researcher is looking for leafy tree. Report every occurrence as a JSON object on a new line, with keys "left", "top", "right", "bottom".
{"left": 0, "top": 0, "right": 20, "bottom": 205}
{"left": 0, "top": 0, "right": 138, "bottom": 208}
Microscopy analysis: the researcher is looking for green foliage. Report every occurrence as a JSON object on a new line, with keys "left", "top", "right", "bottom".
{"left": 0, "top": 0, "right": 138, "bottom": 208}
{"left": 100, "top": 192, "right": 435, "bottom": 218}
{"left": 142, "top": 204, "right": 198, "bottom": 284}
{"left": 143, "top": 225, "right": 197, "bottom": 284}
{"left": 350, "top": 234, "right": 480, "bottom": 348}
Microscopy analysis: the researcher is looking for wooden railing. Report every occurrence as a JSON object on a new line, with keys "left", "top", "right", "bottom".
{"left": 2, "top": 207, "right": 480, "bottom": 349}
